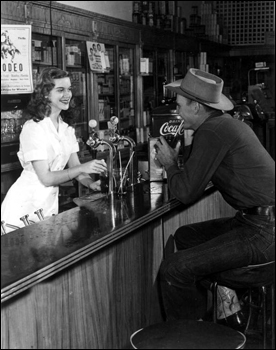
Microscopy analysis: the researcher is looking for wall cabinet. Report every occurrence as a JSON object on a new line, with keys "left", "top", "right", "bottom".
{"left": 1, "top": 1, "right": 237, "bottom": 152}
{"left": 94, "top": 43, "right": 136, "bottom": 141}
{"left": 65, "top": 39, "right": 88, "bottom": 140}
{"left": 141, "top": 48, "right": 170, "bottom": 111}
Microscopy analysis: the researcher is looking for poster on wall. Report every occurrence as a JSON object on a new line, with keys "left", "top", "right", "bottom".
{"left": 1, "top": 24, "right": 33, "bottom": 94}
{"left": 86, "top": 41, "right": 110, "bottom": 73}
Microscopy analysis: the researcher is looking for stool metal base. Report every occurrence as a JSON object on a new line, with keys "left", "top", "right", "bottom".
{"left": 211, "top": 261, "right": 275, "bottom": 349}
{"left": 130, "top": 320, "right": 246, "bottom": 349}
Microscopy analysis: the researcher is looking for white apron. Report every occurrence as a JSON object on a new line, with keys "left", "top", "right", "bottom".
{"left": 1, "top": 117, "right": 79, "bottom": 232}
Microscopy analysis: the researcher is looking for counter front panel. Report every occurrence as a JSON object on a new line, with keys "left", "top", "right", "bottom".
{"left": 1, "top": 182, "right": 182, "bottom": 301}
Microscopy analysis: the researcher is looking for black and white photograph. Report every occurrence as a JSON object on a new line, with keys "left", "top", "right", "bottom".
{"left": 1, "top": 1, "right": 275, "bottom": 349}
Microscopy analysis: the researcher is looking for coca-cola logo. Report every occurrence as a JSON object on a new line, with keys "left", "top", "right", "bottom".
{"left": 160, "top": 121, "right": 184, "bottom": 136}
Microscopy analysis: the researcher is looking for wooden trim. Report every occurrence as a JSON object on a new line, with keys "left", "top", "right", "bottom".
{"left": 1, "top": 1, "right": 140, "bottom": 44}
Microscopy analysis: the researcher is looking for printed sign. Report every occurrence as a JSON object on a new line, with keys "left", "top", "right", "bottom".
{"left": 1, "top": 24, "right": 33, "bottom": 94}
{"left": 86, "top": 41, "right": 110, "bottom": 73}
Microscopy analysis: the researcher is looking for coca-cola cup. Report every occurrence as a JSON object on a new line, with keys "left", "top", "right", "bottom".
{"left": 164, "top": 134, "right": 181, "bottom": 148}
{"left": 100, "top": 171, "right": 109, "bottom": 194}
{"left": 162, "top": 120, "right": 185, "bottom": 148}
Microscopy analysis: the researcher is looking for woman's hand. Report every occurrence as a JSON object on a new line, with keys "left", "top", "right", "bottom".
{"left": 89, "top": 179, "right": 101, "bottom": 192}
{"left": 81, "top": 159, "right": 107, "bottom": 174}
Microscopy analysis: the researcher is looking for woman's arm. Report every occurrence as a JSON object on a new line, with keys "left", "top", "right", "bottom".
{"left": 32, "top": 153, "right": 106, "bottom": 187}
{"left": 67, "top": 153, "right": 102, "bottom": 191}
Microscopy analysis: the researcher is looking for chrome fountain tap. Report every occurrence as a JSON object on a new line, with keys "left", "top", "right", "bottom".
{"left": 116, "top": 134, "right": 136, "bottom": 188}
{"left": 107, "top": 117, "right": 137, "bottom": 188}
{"left": 87, "top": 120, "right": 116, "bottom": 194}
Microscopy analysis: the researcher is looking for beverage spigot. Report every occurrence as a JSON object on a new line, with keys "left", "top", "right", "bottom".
{"left": 87, "top": 119, "right": 116, "bottom": 194}
{"left": 20, "top": 214, "right": 31, "bottom": 226}
{"left": 34, "top": 208, "right": 45, "bottom": 221}
{"left": 87, "top": 120, "right": 101, "bottom": 148}
{"left": 107, "top": 116, "right": 136, "bottom": 188}
{"left": 118, "top": 135, "right": 136, "bottom": 187}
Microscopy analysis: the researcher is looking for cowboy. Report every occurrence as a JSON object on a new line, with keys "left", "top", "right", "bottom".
{"left": 155, "top": 69, "right": 275, "bottom": 329}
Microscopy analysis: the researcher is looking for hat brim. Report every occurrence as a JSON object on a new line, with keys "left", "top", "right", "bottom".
{"left": 166, "top": 81, "right": 234, "bottom": 111}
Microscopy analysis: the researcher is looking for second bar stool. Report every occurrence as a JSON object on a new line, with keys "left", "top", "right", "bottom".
{"left": 130, "top": 319, "right": 246, "bottom": 349}
{"left": 210, "top": 261, "right": 275, "bottom": 349}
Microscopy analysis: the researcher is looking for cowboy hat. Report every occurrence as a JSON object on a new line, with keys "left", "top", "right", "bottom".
{"left": 165, "top": 68, "right": 234, "bottom": 111}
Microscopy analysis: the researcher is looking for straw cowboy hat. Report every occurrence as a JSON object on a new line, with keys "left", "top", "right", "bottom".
{"left": 166, "top": 68, "right": 234, "bottom": 111}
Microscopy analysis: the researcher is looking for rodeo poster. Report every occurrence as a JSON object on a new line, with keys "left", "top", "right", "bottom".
{"left": 1, "top": 24, "right": 33, "bottom": 94}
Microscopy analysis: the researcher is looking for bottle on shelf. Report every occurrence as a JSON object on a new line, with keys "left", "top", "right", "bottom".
{"left": 132, "top": 1, "right": 141, "bottom": 24}
{"left": 155, "top": 1, "right": 163, "bottom": 29}
{"left": 180, "top": 17, "right": 187, "bottom": 34}
{"left": 164, "top": 15, "right": 172, "bottom": 31}
{"left": 141, "top": 13, "right": 147, "bottom": 26}
{"left": 147, "top": 2, "right": 154, "bottom": 27}
{"left": 141, "top": 1, "right": 149, "bottom": 15}
{"left": 190, "top": 6, "right": 201, "bottom": 27}
{"left": 156, "top": 13, "right": 162, "bottom": 29}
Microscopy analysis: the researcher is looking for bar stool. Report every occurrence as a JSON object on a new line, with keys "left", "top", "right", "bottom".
{"left": 210, "top": 261, "right": 275, "bottom": 349}
{"left": 130, "top": 320, "right": 246, "bottom": 349}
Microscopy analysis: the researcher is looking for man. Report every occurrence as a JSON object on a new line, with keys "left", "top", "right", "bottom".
{"left": 155, "top": 69, "right": 275, "bottom": 327}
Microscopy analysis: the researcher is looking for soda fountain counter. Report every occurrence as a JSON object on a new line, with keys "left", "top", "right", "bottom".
{"left": 1, "top": 182, "right": 236, "bottom": 349}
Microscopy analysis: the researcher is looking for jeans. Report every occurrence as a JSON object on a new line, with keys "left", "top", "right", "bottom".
{"left": 160, "top": 211, "right": 275, "bottom": 321}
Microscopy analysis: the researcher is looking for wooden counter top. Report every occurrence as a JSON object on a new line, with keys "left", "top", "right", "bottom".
{"left": 2, "top": 182, "right": 215, "bottom": 303}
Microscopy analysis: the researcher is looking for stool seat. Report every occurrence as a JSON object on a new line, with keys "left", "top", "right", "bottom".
{"left": 130, "top": 320, "right": 246, "bottom": 349}
{"left": 210, "top": 261, "right": 275, "bottom": 289}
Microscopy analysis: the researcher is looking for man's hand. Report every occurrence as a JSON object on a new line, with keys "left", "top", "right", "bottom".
{"left": 154, "top": 136, "right": 181, "bottom": 170}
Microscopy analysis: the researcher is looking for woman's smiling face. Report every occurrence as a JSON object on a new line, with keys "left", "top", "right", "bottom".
{"left": 48, "top": 77, "right": 72, "bottom": 113}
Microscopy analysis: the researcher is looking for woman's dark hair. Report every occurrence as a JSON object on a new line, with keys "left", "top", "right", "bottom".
{"left": 24, "top": 67, "right": 74, "bottom": 125}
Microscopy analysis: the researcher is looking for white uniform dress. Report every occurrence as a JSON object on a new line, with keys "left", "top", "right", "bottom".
{"left": 1, "top": 117, "right": 79, "bottom": 232}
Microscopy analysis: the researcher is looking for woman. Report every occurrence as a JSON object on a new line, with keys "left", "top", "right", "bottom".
{"left": 1, "top": 67, "right": 107, "bottom": 232}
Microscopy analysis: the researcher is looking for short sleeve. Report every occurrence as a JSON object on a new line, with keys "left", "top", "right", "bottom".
{"left": 20, "top": 121, "right": 48, "bottom": 162}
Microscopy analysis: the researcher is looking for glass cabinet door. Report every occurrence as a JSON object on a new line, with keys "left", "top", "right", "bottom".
{"left": 141, "top": 48, "right": 155, "bottom": 111}
{"left": 141, "top": 48, "right": 170, "bottom": 110}
{"left": 118, "top": 46, "right": 135, "bottom": 137}
{"left": 174, "top": 51, "right": 186, "bottom": 81}
{"left": 157, "top": 49, "right": 169, "bottom": 105}
{"left": 32, "top": 33, "right": 59, "bottom": 86}
{"left": 96, "top": 44, "right": 116, "bottom": 131}
{"left": 94, "top": 44, "right": 136, "bottom": 141}
{"left": 65, "top": 39, "right": 88, "bottom": 142}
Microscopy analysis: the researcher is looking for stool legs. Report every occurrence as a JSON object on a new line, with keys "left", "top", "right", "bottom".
{"left": 213, "top": 282, "right": 218, "bottom": 323}
{"left": 244, "top": 288, "right": 253, "bottom": 334}
{"left": 212, "top": 284, "right": 274, "bottom": 349}
{"left": 262, "top": 286, "right": 267, "bottom": 349}
{"left": 271, "top": 284, "right": 275, "bottom": 350}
